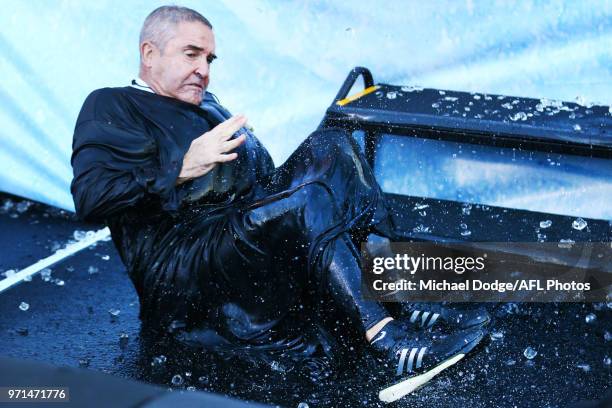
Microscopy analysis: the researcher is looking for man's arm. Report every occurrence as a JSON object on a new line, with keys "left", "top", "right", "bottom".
{"left": 71, "top": 119, "right": 183, "bottom": 222}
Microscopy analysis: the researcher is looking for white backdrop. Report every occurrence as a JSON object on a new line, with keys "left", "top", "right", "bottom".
{"left": 0, "top": 0, "right": 610, "bottom": 211}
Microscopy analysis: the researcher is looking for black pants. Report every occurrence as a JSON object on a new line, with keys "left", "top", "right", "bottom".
{"left": 199, "top": 128, "right": 395, "bottom": 347}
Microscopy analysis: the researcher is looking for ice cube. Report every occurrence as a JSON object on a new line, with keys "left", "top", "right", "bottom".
{"left": 297, "top": 403, "right": 309, "bottom": 408}
{"left": 539, "top": 220, "right": 552, "bottom": 229}
{"left": 572, "top": 218, "right": 587, "bottom": 231}
{"left": 573, "top": 124, "right": 582, "bottom": 131}
{"left": 73, "top": 230, "right": 87, "bottom": 241}
{"left": 576, "top": 363, "right": 590, "bottom": 372}
{"left": 490, "top": 331, "right": 504, "bottom": 341}
{"left": 88, "top": 266, "right": 99, "bottom": 275}
{"left": 585, "top": 313, "right": 596, "bottom": 323}
{"left": 509, "top": 112, "right": 527, "bottom": 121}
{"left": 523, "top": 346, "right": 537, "bottom": 360}
{"left": 19, "top": 302, "right": 29, "bottom": 311}
{"left": 386, "top": 91, "right": 397, "bottom": 100}
{"left": 171, "top": 374, "right": 184, "bottom": 386}
{"left": 460, "top": 230, "right": 472, "bottom": 237}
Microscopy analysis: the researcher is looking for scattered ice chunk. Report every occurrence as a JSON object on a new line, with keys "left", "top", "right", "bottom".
{"left": 523, "top": 346, "right": 537, "bottom": 360}
{"left": 572, "top": 218, "right": 587, "bottom": 231}
{"left": 151, "top": 355, "right": 167, "bottom": 367}
{"left": 501, "top": 102, "right": 514, "bottom": 110}
{"left": 108, "top": 308, "right": 120, "bottom": 320}
{"left": 604, "top": 357, "right": 611, "bottom": 366}
{"left": 576, "top": 363, "right": 590, "bottom": 372}
{"left": 54, "top": 279, "right": 65, "bottom": 286}
{"left": 119, "top": 333, "right": 129, "bottom": 348}
{"left": 605, "top": 331, "right": 612, "bottom": 341}
{"left": 490, "top": 331, "right": 504, "bottom": 341}
{"left": 186, "top": 386, "right": 196, "bottom": 392}
{"left": 573, "top": 124, "right": 582, "bottom": 131}
{"left": 439, "top": 90, "right": 446, "bottom": 95}
{"left": 431, "top": 102, "right": 440, "bottom": 108}
{"left": 40, "top": 268, "right": 52, "bottom": 282}
{"left": 401, "top": 85, "right": 423, "bottom": 92}
{"left": 88, "top": 266, "right": 99, "bottom": 275}
{"left": 460, "top": 230, "right": 472, "bottom": 237}
{"left": 15, "top": 201, "right": 32, "bottom": 213}
{"left": 101, "top": 255, "right": 110, "bottom": 261}
{"left": 462, "top": 204, "right": 472, "bottom": 215}
{"left": 558, "top": 239, "right": 575, "bottom": 249}
{"left": 270, "top": 361, "right": 285, "bottom": 372}
{"left": 413, "top": 203, "right": 429, "bottom": 210}
{"left": 505, "top": 358, "right": 516, "bottom": 366}
{"left": 297, "top": 403, "right": 310, "bottom": 408}
{"left": 386, "top": 91, "right": 397, "bottom": 99}
{"left": 444, "top": 96, "right": 458, "bottom": 102}
{"left": 460, "top": 223, "right": 468, "bottom": 230}
{"left": 473, "top": 94, "right": 481, "bottom": 100}
{"left": 73, "top": 230, "right": 87, "bottom": 241}
{"left": 171, "top": 374, "right": 184, "bottom": 386}
{"left": 539, "top": 220, "right": 552, "bottom": 229}
{"left": 412, "top": 224, "right": 431, "bottom": 233}
{"left": 19, "top": 302, "right": 29, "bottom": 311}
{"left": 2, "top": 269, "right": 16, "bottom": 278}
{"left": 585, "top": 313, "right": 596, "bottom": 323}
{"left": 509, "top": 112, "right": 527, "bottom": 121}
{"left": 537, "top": 233, "right": 546, "bottom": 242}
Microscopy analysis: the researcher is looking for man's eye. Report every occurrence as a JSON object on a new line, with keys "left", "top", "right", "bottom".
{"left": 186, "top": 52, "right": 197, "bottom": 58}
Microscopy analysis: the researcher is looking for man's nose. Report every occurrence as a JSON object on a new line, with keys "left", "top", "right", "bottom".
{"left": 195, "top": 59, "right": 209, "bottom": 78}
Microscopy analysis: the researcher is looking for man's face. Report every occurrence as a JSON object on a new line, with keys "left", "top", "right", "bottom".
{"left": 146, "top": 21, "right": 216, "bottom": 105}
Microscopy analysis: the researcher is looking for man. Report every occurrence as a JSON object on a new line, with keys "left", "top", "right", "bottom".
{"left": 70, "top": 5, "right": 487, "bottom": 401}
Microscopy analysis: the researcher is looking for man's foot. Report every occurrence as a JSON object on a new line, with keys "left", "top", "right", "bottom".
{"left": 369, "top": 320, "right": 485, "bottom": 403}
{"left": 399, "top": 302, "right": 490, "bottom": 332}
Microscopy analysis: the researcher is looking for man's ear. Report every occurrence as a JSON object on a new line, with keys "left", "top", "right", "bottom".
{"left": 140, "top": 41, "right": 156, "bottom": 68}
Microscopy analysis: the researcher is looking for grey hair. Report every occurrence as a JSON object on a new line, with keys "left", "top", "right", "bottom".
{"left": 139, "top": 5, "right": 212, "bottom": 53}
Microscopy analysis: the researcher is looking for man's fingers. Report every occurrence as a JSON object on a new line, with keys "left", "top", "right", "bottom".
{"left": 212, "top": 115, "right": 248, "bottom": 140}
{"left": 222, "top": 134, "right": 246, "bottom": 152}
{"left": 217, "top": 152, "right": 238, "bottom": 162}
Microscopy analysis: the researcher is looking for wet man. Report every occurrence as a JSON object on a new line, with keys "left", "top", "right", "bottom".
{"left": 70, "top": 5, "right": 487, "bottom": 401}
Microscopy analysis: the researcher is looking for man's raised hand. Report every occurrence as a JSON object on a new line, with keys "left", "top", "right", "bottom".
{"left": 177, "top": 115, "right": 248, "bottom": 184}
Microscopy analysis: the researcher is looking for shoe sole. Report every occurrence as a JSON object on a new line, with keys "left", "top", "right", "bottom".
{"left": 378, "top": 330, "right": 484, "bottom": 403}
{"left": 378, "top": 353, "right": 465, "bottom": 403}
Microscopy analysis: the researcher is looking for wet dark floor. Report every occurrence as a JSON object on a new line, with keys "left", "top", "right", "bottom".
{"left": 0, "top": 194, "right": 610, "bottom": 408}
